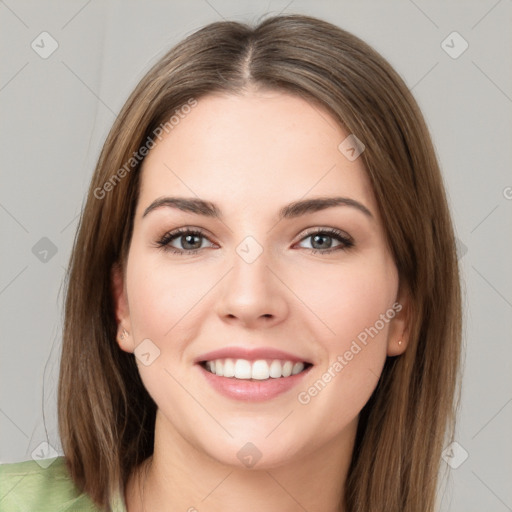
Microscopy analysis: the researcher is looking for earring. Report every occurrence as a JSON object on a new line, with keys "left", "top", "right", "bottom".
{"left": 398, "top": 340, "right": 402, "bottom": 345}
{"left": 120, "top": 329, "right": 128, "bottom": 341}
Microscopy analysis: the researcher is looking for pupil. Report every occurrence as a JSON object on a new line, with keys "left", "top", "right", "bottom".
{"left": 312, "top": 234, "right": 331, "bottom": 249}
{"left": 183, "top": 234, "right": 201, "bottom": 249}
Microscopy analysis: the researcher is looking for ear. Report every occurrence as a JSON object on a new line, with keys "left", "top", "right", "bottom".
{"left": 386, "top": 285, "right": 411, "bottom": 357}
{"left": 111, "top": 263, "right": 135, "bottom": 353}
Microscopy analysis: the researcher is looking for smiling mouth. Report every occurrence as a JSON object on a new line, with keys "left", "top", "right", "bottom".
{"left": 200, "top": 358, "right": 313, "bottom": 380}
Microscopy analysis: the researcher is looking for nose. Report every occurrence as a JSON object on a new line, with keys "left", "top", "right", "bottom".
{"left": 214, "top": 244, "right": 289, "bottom": 329}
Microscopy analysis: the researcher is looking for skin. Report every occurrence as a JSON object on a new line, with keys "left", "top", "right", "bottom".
{"left": 113, "top": 89, "right": 409, "bottom": 512}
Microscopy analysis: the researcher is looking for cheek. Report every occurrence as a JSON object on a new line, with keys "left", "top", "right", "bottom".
{"left": 292, "top": 256, "right": 398, "bottom": 425}
{"left": 126, "top": 252, "right": 215, "bottom": 341}
{"left": 124, "top": 252, "right": 215, "bottom": 410}
{"left": 290, "top": 254, "right": 398, "bottom": 350}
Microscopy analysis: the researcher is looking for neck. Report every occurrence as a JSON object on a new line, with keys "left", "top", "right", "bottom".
{"left": 125, "top": 410, "right": 357, "bottom": 512}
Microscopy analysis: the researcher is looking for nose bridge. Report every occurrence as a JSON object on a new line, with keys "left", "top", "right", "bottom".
{"left": 214, "top": 233, "right": 288, "bottom": 327}
{"left": 230, "top": 234, "right": 277, "bottom": 301}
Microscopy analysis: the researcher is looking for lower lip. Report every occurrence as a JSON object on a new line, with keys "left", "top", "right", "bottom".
{"left": 198, "top": 364, "right": 311, "bottom": 401}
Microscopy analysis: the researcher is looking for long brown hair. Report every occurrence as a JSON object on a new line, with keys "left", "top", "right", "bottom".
{"left": 59, "top": 13, "right": 462, "bottom": 511}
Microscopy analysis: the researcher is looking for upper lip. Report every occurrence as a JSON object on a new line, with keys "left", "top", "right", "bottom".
{"left": 195, "top": 347, "right": 312, "bottom": 364}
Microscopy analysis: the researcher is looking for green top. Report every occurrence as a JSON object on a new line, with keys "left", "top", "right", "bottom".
{"left": 0, "top": 456, "right": 126, "bottom": 512}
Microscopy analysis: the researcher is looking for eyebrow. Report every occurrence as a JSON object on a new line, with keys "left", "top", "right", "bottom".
{"left": 142, "top": 196, "right": 373, "bottom": 220}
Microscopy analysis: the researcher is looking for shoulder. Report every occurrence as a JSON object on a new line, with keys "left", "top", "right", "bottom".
{"left": 0, "top": 456, "right": 100, "bottom": 511}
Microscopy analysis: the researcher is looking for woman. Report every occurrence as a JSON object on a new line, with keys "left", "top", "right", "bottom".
{"left": 0, "top": 13, "right": 462, "bottom": 512}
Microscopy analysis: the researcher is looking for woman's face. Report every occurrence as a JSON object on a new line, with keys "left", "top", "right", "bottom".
{"left": 114, "top": 90, "right": 408, "bottom": 469}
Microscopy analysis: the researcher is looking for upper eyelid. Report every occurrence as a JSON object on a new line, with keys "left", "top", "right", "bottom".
{"left": 298, "top": 226, "right": 352, "bottom": 239}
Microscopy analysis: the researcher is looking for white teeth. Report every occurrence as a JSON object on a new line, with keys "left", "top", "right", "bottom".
{"left": 223, "top": 358, "right": 235, "bottom": 378}
{"left": 234, "top": 359, "right": 252, "bottom": 379}
{"left": 251, "top": 360, "right": 269, "bottom": 380}
{"left": 292, "top": 362, "right": 305, "bottom": 375}
{"left": 282, "top": 361, "right": 293, "bottom": 377}
{"left": 204, "top": 358, "right": 308, "bottom": 380}
{"left": 269, "top": 360, "right": 282, "bottom": 378}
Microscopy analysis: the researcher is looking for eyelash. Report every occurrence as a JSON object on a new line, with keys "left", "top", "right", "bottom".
{"left": 156, "top": 227, "right": 354, "bottom": 256}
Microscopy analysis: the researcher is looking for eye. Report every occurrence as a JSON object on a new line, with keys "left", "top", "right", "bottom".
{"left": 156, "top": 228, "right": 216, "bottom": 255}
{"left": 296, "top": 228, "right": 354, "bottom": 254}
{"left": 156, "top": 227, "right": 354, "bottom": 256}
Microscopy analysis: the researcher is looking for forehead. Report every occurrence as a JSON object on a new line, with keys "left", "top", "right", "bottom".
{"left": 137, "top": 91, "right": 376, "bottom": 217}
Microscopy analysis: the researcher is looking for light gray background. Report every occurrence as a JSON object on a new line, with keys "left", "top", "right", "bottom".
{"left": 1, "top": 1, "right": 511, "bottom": 511}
